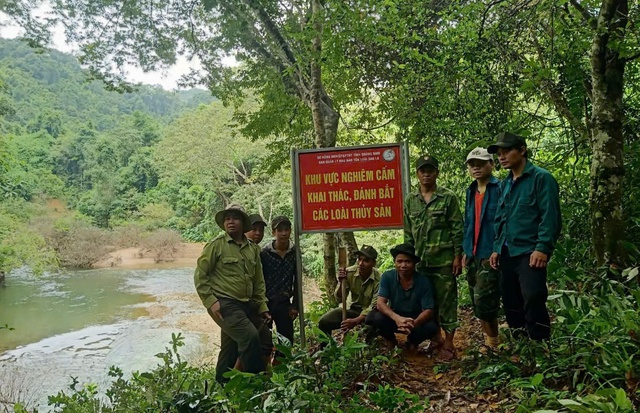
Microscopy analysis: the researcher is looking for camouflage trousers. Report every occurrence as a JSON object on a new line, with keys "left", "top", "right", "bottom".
{"left": 466, "top": 257, "right": 501, "bottom": 322}
{"left": 420, "top": 266, "right": 459, "bottom": 333}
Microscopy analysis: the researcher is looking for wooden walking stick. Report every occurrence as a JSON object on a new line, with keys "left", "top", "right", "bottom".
{"left": 338, "top": 246, "right": 347, "bottom": 321}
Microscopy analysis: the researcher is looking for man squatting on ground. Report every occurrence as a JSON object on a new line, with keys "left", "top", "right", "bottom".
{"left": 318, "top": 245, "right": 381, "bottom": 337}
{"left": 261, "top": 216, "right": 299, "bottom": 345}
{"left": 462, "top": 148, "right": 502, "bottom": 349}
{"left": 246, "top": 214, "right": 267, "bottom": 245}
{"left": 488, "top": 132, "right": 562, "bottom": 340}
{"left": 194, "top": 204, "right": 272, "bottom": 383}
{"left": 404, "top": 155, "right": 464, "bottom": 361}
{"left": 365, "top": 243, "right": 438, "bottom": 349}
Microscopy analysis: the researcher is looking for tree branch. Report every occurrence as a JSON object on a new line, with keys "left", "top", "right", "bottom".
{"left": 569, "top": 0, "right": 597, "bottom": 30}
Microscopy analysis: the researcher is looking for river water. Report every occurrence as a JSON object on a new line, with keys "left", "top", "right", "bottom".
{"left": 0, "top": 267, "right": 217, "bottom": 412}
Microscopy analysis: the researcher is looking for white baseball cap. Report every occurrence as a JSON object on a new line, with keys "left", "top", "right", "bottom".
{"left": 465, "top": 147, "right": 493, "bottom": 163}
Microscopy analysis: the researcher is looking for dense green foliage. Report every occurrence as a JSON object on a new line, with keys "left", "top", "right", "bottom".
{"left": 14, "top": 333, "right": 422, "bottom": 413}
{"left": 1, "top": 0, "right": 640, "bottom": 410}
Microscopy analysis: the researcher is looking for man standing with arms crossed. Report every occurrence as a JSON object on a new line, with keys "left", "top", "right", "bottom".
{"left": 194, "top": 204, "right": 272, "bottom": 383}
{"left": 488, "top": 132, "right": 561, "bottom": 341}
{"left": 462, "top": 148, "right": 502, "bottom": 350}
{"left": 404, "top": 156, "right": 463, "bottom": 361}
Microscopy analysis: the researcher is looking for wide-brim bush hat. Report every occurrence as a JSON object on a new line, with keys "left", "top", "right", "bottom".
{"left": 215, "top": 204, "right": 252, "bottom": 232}
{"left": 390, "top": 243, "right": 421, "bottom": 263}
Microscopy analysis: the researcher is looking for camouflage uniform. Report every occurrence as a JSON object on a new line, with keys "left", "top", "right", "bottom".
{"left": 404, "top": 187, "right": 464, "bottom": 333}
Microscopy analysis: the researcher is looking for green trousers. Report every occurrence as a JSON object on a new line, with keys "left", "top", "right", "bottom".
{"left": 318, "top": 308, "right": 362, "bottom": 336}
{"left": 420, "top": 266, "right": 459, "bottom": 333}
{"left": 210, "top": 298, "right": 272, "bottom": 383}
{"left": 466, "top": 257, "right": 501, "bottom": 321}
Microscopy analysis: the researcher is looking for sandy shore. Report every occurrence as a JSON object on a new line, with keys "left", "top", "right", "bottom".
{"left": 95, "top": 242, "right": 323, "bottom": 365}
{"left": 94, "top": 243, "right": 205, "bottom": 269}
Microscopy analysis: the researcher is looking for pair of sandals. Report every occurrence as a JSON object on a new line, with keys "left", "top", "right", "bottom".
{"left": 425, "top": 341, "right": 457, "bottom": 362}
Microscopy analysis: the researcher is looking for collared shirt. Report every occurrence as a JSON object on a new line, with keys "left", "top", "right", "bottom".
{"left": 404, "top": 186, "right": 464, "bottom": 268}
{"left": 378, "top": 269, "right": 435, "bottom": 317}
{"left": 261, "top": 240, "right": 298, "bottom": 308}
{"left": 194, "top": 233, "right": 268, "bottom": 314}
{"left": 463, "top": 176, "right": 501, "bottom": 259}
{"left": 333, "top": 264, "right": 382, "bottom": 316}
{"left": 493, "top": 160, "right": 562, "bottom": 257}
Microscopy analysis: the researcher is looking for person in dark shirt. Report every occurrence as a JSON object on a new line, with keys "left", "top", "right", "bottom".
{"left": 365, "top": 243, "right": 438, "bottom": 351}
{"left": 261, "top": 216, "right": 298, "bottom": 345}
{"left": 488, "top": 132, "right": 562, "bottom": 341}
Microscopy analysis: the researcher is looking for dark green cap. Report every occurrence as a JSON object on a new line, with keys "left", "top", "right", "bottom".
{"left": 355, "top": 245, "right": 378, "bottom": 260}
{"left": 415, "top": 155, "right": 439, "bottom": 170}
{"left": 248, "top": 214, "right": 267, "bottom": 227}
{"left": 271, "top": 215, "right": 292, "bottom": 230}
{"left": 487, "top": 132, "right": 527, "bottom": 154}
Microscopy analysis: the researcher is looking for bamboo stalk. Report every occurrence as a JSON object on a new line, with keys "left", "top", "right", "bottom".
{"left": 338, "top": 247, "right": 347, "bottom": 321}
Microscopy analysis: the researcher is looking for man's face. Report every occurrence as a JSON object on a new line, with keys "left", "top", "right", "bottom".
{"left": 394, "top": 254, "right": 416, "bottom": 277}
{"left": 496, "top": 146, "right": 526, "bottom": 170}
{"left": 272, "top": 224, "right": 292, "bottom": 243}
{"left": 356, "top": 255, "right": 375, "bottom": 276}
{"left": 466, "top": 159, "right": 493, "bottom": 180}
{"left": 417, "top": 166, "right": 439, "bottom": 187}
{"left": 224, "top": 212, "right": 244, "bottom": 236}
{"left": 246, "top": 223, "right": 266, "bottom": 244}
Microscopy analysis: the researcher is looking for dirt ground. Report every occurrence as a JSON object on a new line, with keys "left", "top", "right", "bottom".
{"left": 388, "top": 309, "right": 509, "bottom": 412}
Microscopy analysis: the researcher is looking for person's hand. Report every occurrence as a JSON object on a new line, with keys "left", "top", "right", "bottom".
{"left": 462, "top": 254, "right": 467, "bottom": 269}
{"left": 489, "top": 252, "right": 500, "bottom": 270}
{"left": 340, "top": 318, "right": 360, "bottom": 330}
{"left": 337, "top": 268, "right": 348, "bottom": 281}
{"left": 260, "top": 311, "right": 272, "bottom": 323}
{"left": 452, "top": 256, "right": 462, "bottom": 276}
{"left": 529, "top": 251, "right": 548, "bottom": 268}
{"left": 394, "top": 316, "right": 414, "bottom": 334}
{"left": 210, "top": 301, "right": 223, "bottom": 321}
{"left": 289, "top": 308, "right": 299, "bottom": 320}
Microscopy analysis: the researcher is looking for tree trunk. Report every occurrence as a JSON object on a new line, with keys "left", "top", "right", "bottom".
{"left": 339, "top": 232, "right": 359, "bottom": 266}
{"left": 588, "top": 0, "right": 628, "bottom": 266}
{"left": 309, "top": 0, "right": 344, "bottom": 294}
{"left": 323, "top": 232, "right": 337, "bottom": 303}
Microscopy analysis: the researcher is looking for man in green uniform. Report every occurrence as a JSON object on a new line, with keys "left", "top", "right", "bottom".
{"left": 194, "top": 204, "right": 272, "bottom": 382}
{"left": 318, "top": 245, "right": 381, "bottom": 337}
{"left": 488, "top": 132, "right": 561, "bottom": 341}
{"left": 404, "top": 155, "right": 464, "bottom": 361}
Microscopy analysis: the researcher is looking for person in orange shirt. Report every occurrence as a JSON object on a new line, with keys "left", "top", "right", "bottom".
{"left": 462, "top": 148, "right": 502, "bottom": 350}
